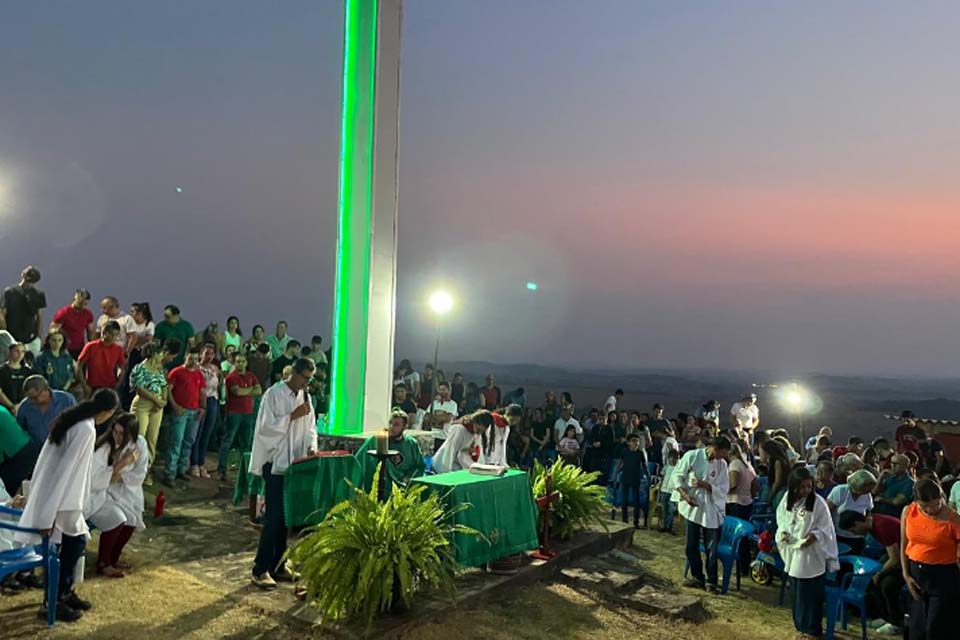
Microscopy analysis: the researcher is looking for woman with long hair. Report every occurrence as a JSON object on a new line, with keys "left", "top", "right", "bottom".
{"left": 104, "top": 414, "right": 148, "bottom": 574}
{"left": 119, "top": 302, "right": 156, "bottom": 409}
{"left": 33, "top": 331, "right": 74, "bottom": 391}
{"left": 433, "top": 410, "right": 492, "bottom": 473}
{"left": 776, "top": 466, "right": 839, "bottom": 639}
{"left": 244, "top": 324, "right": 267, "bottom": 355}
{"left": 760, "top": 439, "right": 791, "bottom": 509}
{"left": 87, "top": 413, "right": 138, "bottom": 577}
{"left": 223, "top": 316, "right": 243, "bottom": 356}
{"left": 15, "top": 389, "right": 119, "bottom": 622}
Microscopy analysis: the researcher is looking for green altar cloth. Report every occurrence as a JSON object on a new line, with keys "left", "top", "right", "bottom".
{"left": 411, "top": 469, "right": 539, "bottom": 568}
{"left": 283, "top": 455, "right": 363, "bottom": 527}
{"left": 232, "top": 452, "right": 264, "bottom": 506}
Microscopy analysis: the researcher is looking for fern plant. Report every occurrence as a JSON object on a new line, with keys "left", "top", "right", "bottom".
{"left": 531, "top": 458, "right": 608, "bottom": 540}
{"left": 287, "top": 477, "right": 476, "bottom": 631}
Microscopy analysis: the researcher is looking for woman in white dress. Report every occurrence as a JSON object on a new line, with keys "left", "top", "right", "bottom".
{"left": 433, "top": 410, "right": 493, "bottom": 473}
{"left": 87, "top": 413, "right": 143, "bottom": 577}
{"left": 16, "top": 388, "right": 119, "bottom": 623}
{"left": 107, "top": 414, "right": 148, "bottom": 570}
{"left": 776, "top": 466, "right": 840, "bottom": 639}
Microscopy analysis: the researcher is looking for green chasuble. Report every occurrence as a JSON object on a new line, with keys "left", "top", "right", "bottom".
{"left": 355, "top": 434, "right": 425, "bottom": 497}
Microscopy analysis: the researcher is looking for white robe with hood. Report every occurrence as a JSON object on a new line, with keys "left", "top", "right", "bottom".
{"left": 15, "top": 418, "right": 97, "bottom": 544}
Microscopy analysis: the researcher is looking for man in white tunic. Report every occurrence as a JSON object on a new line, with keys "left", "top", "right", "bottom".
{"left": 674, "top": 435, "right": 732, "bottom": 593}
{"left": 249, "top": 358, "right": 317, "bottom": 590}
{"left": 729, "top": 393, "right": 760, "bottom": 442}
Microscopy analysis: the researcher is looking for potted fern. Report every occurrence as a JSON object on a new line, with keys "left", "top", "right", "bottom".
{"left": 531, "top": 459, "right": 607, "bottom": 540}
{"left": 287, "top": 478, "right": 476, "bottom": 630}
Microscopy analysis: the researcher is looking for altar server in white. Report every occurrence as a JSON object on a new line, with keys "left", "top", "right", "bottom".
{"left": 249, "top": 358, "right": 317, "bottom": 590}
{"left": 16, "top": 389, "right": 119, "bottom": 623}
{"left": 776, "top": 466, "right": 839, "bottom": 639}
{"left": 434, "top": 410, "right": 493, "bottom": 473}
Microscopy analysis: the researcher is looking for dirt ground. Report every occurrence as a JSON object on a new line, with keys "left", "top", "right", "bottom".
{"left": 0, "top": 473, "right": 860, "bottom": 640}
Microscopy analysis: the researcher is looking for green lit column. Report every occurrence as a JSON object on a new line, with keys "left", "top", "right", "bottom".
{"left": 329, "top": 0, "right": 402, "bottom": 435}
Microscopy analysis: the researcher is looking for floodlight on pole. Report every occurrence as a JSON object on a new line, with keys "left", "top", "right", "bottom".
{"left": 428, "top": 290, "right": 453, "bottom": 397}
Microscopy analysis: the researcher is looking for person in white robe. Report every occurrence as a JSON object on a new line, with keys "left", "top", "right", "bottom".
{"left": 674, "top": 435, "right": 731, "bottom": 592}
{"left": 433, "top": 411, "right": 493, "bottom": 473}
{"left": 88, "top": 414, "right": 144, "bottom": 576}
{"left": 484, "top": 409, "right": 513, "bottom": 468}
{"left": 15, "top": 388, "right": 119, "bottom": 622}
{"left": 776, "top": 466, "right": 840, "bottom": 639}
{"left": 249, "top": 358, "right": 317, "bottom": 590}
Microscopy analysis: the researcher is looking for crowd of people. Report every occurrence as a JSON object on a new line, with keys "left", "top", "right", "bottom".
{"left": 1, "top": 263, "right": 958, "bottom": 638}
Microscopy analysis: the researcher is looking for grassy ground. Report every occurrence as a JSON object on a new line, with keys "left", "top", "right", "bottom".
{"left": 0, "top": 474, "right": 859, "bottom": 639}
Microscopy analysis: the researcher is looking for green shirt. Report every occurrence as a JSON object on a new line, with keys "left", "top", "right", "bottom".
{"left": 154, "top": 319, "right": 195, "bottom": 368}
{"left": 0, "top": 405, "right": 29, "bottom": 462}
{"left": 355, "top": 433, "right": 425, "bottom": 498}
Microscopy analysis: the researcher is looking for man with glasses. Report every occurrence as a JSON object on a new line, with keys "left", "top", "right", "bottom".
{"left": 154, "top": 304, "right": 196, "bottom": 369}
{"left": 17, "top": 375, "right": 76, "bottom": 446}
{"left": 249, "top": 358, "right": 317, "bottom": 590}
{"left": 873, "top": 454, "right": 914, "bottom": 517}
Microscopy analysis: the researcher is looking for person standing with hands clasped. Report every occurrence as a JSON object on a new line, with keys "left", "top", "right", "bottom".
{"left": 776, "top": 467, "right": 840, "bottom": 640}
{"left": 249, "top": 358, "right": 317, "bottom": 590}
{"left": 900, "top": 479, "right": 960, "bottom": 640}
{"left": 675, "top": 435, "right": 731, "bottom": 594}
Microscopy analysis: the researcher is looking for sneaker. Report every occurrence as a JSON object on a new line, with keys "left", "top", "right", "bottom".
{"left": 706, "top": 583, "right": 722, "bottom": 595}
{"left": 161, "top": 476, "right": 176, "bottom": 488}
{"left": 39, "top": 603, "right": 82, "bottom": 623}
{"left": 16, "top": 572, "right": 44, "bottom": 590}
{"left": 868, "top": 619, "right": 888, "bottom": 630}
{"left": 251, "top": 573, "right": 277, "bottom": 590}
{"left": 63, "top": 591, "right": 92, "bottom": 611}
{"left": 271, "top": 565, "right": 299, "bottom": 583}
{"left": 190, "top": 466, "right": 201, "bottom": 478}
{"left": 143, "top": 475, "right": 154, "bottom": 487}
{"left": 876, "top": 623, "right": 902, "bottom": 635}
{"left": 219, "top": 470, "right": 229, "bottom": 483}
{"left": 199, "top": 467, "right": 210, "bottom": 479}
{"left": 176, "top": 472, "right": 192, "bottom": 482}
{"left": 96, "top": 564, "right": 125, "bottom": 578}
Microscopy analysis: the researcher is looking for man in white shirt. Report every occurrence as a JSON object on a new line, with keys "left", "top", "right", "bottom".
{"left": 675, "top": 435, "right": 732, "bottom": 593}
{"left": 427, "top": 381, "right": 458, "bottom": 445}
{"left": 553, "top": 404, "right": 582, "bottom": 443}
{"left": 604, "top": 388, "right": 624, "bottom": 414}
{"left": 729, "top": 394, "right": 760, "bottom": 442}
{"left": 96, "top": 296, "right": 134, "bottom": 353}
{"left": 249, "top": 358, "right": 317, "bottom": 590}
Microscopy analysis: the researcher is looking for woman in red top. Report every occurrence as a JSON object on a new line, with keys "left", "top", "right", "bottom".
{"left": 900, "top": 479, "right": 960, "bottom": 640}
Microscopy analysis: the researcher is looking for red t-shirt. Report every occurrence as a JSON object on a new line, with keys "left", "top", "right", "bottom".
{"left": 225, "top": 371, "right": 259, "bottom": 415}
{"left": 77, "top": 339, "right": 125, "bottom": 388}
{"left": 167, "top": 366, "right": 205, "bottom": 410}
{"left": 53, "top": 305, "right": 94, "bottom": 352}
{"left": 871, "top": 513, "right": 901, "bottom": 548}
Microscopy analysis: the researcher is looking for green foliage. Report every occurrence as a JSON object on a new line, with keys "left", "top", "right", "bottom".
{"left": 531, "top": 458, "right": 607, "bottom": 540}
{"left": 287, "top": 476, "right": 476, "bottom": 631}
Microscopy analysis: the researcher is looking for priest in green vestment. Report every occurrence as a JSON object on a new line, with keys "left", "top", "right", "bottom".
{"left": 355, "top": 410, "right": 426, "bottom": 497}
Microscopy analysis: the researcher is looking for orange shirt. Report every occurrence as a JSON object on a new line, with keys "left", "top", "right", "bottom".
{"left": 904, "top": 503, "right": 960, "bottom": 565}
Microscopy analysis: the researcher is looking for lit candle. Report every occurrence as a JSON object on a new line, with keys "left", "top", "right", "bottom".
{"left": 375, "top": 429, "right": 389, "bottom": 455}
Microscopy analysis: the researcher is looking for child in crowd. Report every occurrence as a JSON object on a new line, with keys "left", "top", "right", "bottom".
{"left": 558, "top": 425, "right": 580, "bottom": 464}
{"left": 658, "top": 447, "right": 680, "bottom": 533}
{"left": 615, "top": 433, "right": 649, "bottom": 528}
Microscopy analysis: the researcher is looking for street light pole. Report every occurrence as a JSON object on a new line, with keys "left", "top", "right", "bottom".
{"left": 432, "top": 315, "right": 441, "bottom": 388}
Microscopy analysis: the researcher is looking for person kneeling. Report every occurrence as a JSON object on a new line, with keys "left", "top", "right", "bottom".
{"left": 106, "top": 414, "right": 149, "bottom": 572}
{"left": 355, "top": 410, "right": 425, "bottom": 498}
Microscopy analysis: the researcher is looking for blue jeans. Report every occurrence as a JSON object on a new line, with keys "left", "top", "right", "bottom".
{"left": 660, "top": 492, "right": 677, "bottom": 530}
{"left": 191, "top": 397, "right": 219, "bottom": 467}
{"left": 685, "top": 520, "right": 719, "bottom": 587}
{"left": 165, "top": 408, "right": 200, "bottom": 479}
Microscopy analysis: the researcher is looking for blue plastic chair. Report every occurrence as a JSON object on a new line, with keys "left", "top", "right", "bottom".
{"left": 833, "top": 555, "right": 884, "bottom": 640}
{"left": 0, "top": 505, "right": 61, "bottom": 627}
{"left": 684, "top": 516, "right": 755, "bottom": 594}
{"left": 860, "top": 534, "right": 885, "bottom": 560}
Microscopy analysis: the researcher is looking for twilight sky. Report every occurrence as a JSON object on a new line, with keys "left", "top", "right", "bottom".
{"left": 2, "top": 2, "right": 960, "bottom": 377}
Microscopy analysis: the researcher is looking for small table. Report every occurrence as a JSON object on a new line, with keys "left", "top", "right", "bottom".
{"left": 411, "top": 469, "right": 539, "bottom": 568}
{"left": 282, "top": 455, "right": 363, "bottom": 528}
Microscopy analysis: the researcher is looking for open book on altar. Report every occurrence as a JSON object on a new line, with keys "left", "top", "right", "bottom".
{"left": 468, "top": 463, "right": 507, "bottom": 476}
{"left": 291, "top": 450, "right": 351, "bottom": 465}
